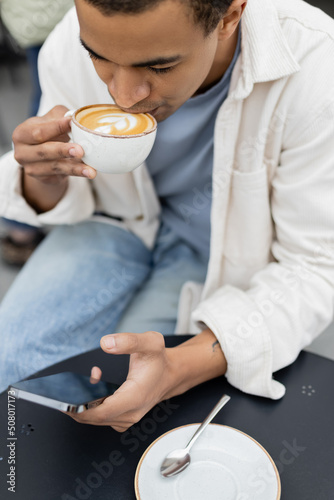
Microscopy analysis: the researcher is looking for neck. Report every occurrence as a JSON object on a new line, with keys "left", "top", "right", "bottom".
{"left": 195, "top": 24, "right": 240, "bottom": 96}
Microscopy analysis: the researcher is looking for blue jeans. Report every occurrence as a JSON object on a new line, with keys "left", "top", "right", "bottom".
{"left": 0, "top": 221, "right": 208, "bottom": 392}
{"left": 1, "top": 217, "right": 41, "bottom": 232}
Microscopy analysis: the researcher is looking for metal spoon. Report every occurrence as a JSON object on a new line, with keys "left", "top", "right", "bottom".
{"left": 160, "top": 394, "right": 231, "bottom": 478}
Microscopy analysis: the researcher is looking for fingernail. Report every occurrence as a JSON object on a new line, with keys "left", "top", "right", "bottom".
{"left": 69, "top": 147, "right": 77, "bottom": 157}
{"left": 82, "top": 169, "right": 92, "bottom": 178}
{"left": 91, "top": 366, "right": 100, "bottom": 379}
{"left": 103, "top": 336, "right": 116, "bottom": 349}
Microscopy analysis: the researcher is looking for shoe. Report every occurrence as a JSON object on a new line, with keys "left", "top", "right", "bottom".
{"left": 0, "top": 231, "right": 45, "bottom": 267}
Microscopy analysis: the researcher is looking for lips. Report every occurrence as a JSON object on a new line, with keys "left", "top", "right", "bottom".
{"left": 119, "top": 106, "right": 159, "bottom": 116}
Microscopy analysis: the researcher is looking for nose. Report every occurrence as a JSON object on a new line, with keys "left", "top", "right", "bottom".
{"left": 109, "top": 67, "right": 150, "bottom": 109}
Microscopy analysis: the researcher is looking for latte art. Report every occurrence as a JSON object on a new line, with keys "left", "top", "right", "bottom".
{"left": 76, "top": 105, "right": 155, "bottom": 136}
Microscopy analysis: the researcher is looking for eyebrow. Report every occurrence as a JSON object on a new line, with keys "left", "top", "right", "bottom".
{"left": 79, "top": 38, "right": 182, "bottom": 67}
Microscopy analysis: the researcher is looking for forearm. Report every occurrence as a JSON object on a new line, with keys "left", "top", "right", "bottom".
{"left": 165, "top": 328, "right": 227, "bottom": 399}
{"left": 22, "top": 170, "right": 68, "bottom": 213}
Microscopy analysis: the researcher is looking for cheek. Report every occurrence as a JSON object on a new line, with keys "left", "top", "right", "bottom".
{"left": 197, "top": 52, "right": 216, "bottom": 78}
{"left": 92, "top": 62, "right": 111, "bottom": 84}
{"left": 178, "top": 49, "right": 217, "bottom": 91}
{"left": 166, "top": 63, "right": 208, "bottom": 98}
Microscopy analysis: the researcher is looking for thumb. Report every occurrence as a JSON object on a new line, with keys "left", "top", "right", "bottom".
{"left": 90, "top": 366, "right": 102, "bottom": 384}
{"left": 100, "top": 331, "right": 165, "bottom": 356}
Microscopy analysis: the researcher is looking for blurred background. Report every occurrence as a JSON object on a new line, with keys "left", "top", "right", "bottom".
{"left": 0, "top": 0, "right": 73, "bottom": 296}
{"left": 0, "top": 1, "right": 334, "bottom": 359}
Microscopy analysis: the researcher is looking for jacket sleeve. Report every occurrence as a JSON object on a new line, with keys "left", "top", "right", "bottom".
{"left": 192, "top": 89, "right": 334, "bottom": 400}
{"left": 0, "top": 151, "right": 94, "bottom": 227}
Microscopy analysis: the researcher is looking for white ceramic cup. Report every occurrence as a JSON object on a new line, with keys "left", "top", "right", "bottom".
{"left": 66, "top": 104, "right": 157, "bottom": 174}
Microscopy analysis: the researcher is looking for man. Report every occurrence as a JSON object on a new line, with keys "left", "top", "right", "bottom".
{"left": 0, "top": 0, "right": 333, "bottom": 431}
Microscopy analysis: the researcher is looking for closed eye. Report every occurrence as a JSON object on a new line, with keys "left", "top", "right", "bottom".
{"left": 87, "top": 51, "right": 103, "bottom": 61}
{"left": 80, "top": 38, "right": 176, "bottom": 72}
{"left": 80, "top": 39, "right": 106, "bottom": 61}
{"left": 86, "top": 50, "right": 172, "bottom": 73}
{"left": 147, "top": 66, "right": 174, "bottom": 74}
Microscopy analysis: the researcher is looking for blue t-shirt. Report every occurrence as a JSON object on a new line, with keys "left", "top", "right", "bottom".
{"left": 146, "top": 29, "right": 241, "bottom": 262}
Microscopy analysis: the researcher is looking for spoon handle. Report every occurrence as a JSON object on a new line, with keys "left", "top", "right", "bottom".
{"left": 185, "top": 394, "right": 230, "bottom": 452}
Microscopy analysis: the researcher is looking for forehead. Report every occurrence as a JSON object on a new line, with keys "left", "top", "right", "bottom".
{"left": 75, "top": 0, "right": 206, "bottom": 63}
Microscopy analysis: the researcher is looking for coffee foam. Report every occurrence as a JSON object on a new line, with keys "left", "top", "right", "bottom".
{"left": 76, "top": 105, "right": 155, "bottom": 136}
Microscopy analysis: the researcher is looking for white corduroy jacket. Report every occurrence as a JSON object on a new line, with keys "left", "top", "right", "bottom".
{"left": 1, "top": 0, "right": 334, "bottom": 400}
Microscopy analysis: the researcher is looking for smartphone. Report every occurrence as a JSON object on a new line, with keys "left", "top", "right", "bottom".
{"left": 8, "top": 372, "right": 119, "bottom": 413}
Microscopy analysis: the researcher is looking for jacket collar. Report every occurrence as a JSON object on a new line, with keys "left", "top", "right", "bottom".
{"left": 232, "top": 0, "right": 300, "bottom": 99}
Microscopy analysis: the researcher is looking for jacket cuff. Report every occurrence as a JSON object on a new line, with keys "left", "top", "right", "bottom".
{"left": 0, "top": 151, "right": 95, "bottom": 226}
{"left": 192, "top": 284, "right": 285, "bottom": 400}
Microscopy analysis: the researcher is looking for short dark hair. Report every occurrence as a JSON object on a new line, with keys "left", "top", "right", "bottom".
{"left": 83, "top": 0, "right": 234, "bottom": 36}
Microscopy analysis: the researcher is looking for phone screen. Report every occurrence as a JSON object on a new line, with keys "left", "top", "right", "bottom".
{"left": 9, "top": 372, "right": 119, "bottom": 410}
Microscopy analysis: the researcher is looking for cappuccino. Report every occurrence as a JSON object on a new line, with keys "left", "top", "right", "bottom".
{"left": 67, "top": 104, "right": 157, "bottom": 173}
{"left": 75, "top": 105, "right": 155, "bottom": 136}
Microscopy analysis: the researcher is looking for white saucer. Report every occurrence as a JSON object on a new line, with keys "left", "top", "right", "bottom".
{"left": 135, "top": 424, "right": 281, "bottom": 500}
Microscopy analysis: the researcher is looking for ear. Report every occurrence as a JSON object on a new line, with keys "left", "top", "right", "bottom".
{"left": 217, "top": 0, "right": 247, "bottom": 41}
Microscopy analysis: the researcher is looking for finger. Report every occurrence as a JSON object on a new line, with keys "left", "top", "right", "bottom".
{"left": 48, "top": 104, "right": 71, "bottom": 120}
{"left": 110, "top": 424, "right": 131, "bottom": 433}
{"left": 65, "top": 410, "right": 136, "bottom": 432}
{"left": 13, "top": 116, "right": 72, "bottom": 145}
{"left": 63, "top": 401, "right": 116, "bottom": 426}
{"left": 57, "top": 132, "right": 73, "bottom": 143}
{"left": 14, "top": 141, "right": 84, "bottom": 165}
{"left": 100, "top": 331, "right": 165, "bottom": 356}
{"left": 23, "top": 159, "right": 97, "bottom": 179}
{"left": 64, "top": 382, "right": 144, "bottom": 426}
{"left": 90, "top": 366, "right": 102, "bottom": 383}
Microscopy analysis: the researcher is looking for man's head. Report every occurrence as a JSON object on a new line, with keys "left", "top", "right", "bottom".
{"left": 75, "top": 0, "right": 246, "bottom": 121}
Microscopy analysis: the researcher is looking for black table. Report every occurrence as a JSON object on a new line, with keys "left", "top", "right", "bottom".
{"left": 1, "top": 336, "right": 333, "bottom": 500}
